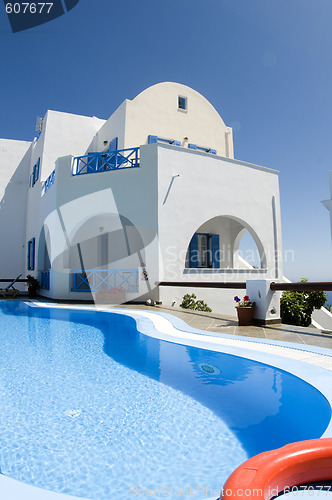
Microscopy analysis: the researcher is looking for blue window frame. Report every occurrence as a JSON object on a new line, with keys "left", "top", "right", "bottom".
{"left": 27, "top": 238, "right": 35, "bottom": 270}
{"left": 178, "top": 96, "right": 187, "bottom": 110}
{"left": 30, "top": 158, "right": 40, "bottom": 187}
{"left": 189, "top": 233, "right": 220, "bottom": 268}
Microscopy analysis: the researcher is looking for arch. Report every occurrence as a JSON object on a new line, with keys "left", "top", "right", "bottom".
{"left": 186, "top": 215, "right": 266, "bottom": 269}
{"left": 57, "top": 213, "right": 156, "bottom": 272}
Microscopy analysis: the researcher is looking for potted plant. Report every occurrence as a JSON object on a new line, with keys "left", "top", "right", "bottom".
{"left": 26, "top": 274, "right": 39, "bottom": 297}
{"left": 234, "top": 295, "right": 256, "bottom": 325}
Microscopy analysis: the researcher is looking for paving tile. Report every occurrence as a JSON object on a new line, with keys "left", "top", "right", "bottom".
{"left": 264, "top": 331, "right": 305, "bottom": 343}
{"left": 298, "top": 336, "right": 332, "bottom": 349}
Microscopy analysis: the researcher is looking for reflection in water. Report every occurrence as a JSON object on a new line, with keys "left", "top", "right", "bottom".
{"left": 100, "top": 311, "right": 329, "bottom": 456}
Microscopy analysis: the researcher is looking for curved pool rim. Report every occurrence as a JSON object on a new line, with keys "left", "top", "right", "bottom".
{"left": 1, "top": 300, "right": 332, "bottom": 500}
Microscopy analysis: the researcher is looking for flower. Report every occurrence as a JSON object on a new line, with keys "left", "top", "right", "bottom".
{"left": 234, "top": 295, "right": 255, "bottom": 307}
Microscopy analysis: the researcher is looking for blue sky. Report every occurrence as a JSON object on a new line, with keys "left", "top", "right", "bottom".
{"left": 0, "top": 0, "right": 331, "bottom": 281}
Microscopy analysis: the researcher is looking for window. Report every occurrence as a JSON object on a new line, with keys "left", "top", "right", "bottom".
{"left": 197, "top": 234, "right": 208, "bottom": 267}
{"left": 30, "top": 158, "right": 40, "bottom": 187}
{"left": 27, "top": 238, "right": 35, "bottom": 270}
{"left": 178, "top": 96, "right": 187, "bottom": 111}
{"left": 189, "top": 233, "right": 220, "bottom": 268}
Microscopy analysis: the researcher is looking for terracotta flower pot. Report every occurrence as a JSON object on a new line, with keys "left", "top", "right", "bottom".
{"left": 236, "top": 306, "right": 256, "bottom": 326}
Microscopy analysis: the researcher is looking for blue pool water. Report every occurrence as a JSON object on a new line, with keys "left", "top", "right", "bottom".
{"left": 0, "top": 301, "right": 330, "bottom": 499}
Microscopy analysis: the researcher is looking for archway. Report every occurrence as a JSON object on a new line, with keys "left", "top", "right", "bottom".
{"left": 186, "top": 215, "right": 266, "bottom": 269}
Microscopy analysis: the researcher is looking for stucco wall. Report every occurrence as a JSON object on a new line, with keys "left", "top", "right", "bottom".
{"left": 39, "top": 110, "right": 106, "bottom": 180}
{"left": 0, "top": 139, "right": 31, "bottom": 283}
{"left": 31, "top": 146, "right": 160, "bottom": 300}
{"left": 124, "top": 82, "right": 233, "bottom": 157}
{"left": 154, "top": 143, "right": 282, "bottom": 315}
{"left": 90, "top": 101, "right": 127, "bottom": 153}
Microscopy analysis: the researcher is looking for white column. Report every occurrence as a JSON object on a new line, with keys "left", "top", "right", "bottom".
{"left": 246, "top": 279, "right": 281, "bottom": 325}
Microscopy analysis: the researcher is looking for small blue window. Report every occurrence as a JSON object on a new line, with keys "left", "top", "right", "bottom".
{"left": 178, "top": 96, "right": 187, "bottom": 110}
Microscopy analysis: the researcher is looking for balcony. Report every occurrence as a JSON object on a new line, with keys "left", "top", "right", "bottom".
{"left": 73, "top": 148, "right": 140, "bottom": 176}
{"left": 71, "top": 269, "right": 138, "bottom": 293}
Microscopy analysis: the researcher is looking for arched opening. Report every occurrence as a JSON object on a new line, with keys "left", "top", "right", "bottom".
{"left": 51, "top": 213, "right": 156, "bottom": 294}
{"left": 64, "top": 213, "right": 153, "bottom": 271}
{"left": 186, "top": 215, "right": 266, "bottom": 269}
{"left": 237, "top": 231, "right": 262, "bottom": 269}
{"left": 38, "top": 225, "right": 51, "bottom": 272}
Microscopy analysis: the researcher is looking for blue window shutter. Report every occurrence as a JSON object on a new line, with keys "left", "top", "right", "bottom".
{"left": 109, "top": 137, "right": 118, "bottom": 151}
{"left": 210, "top": 149, "right": 217, "bottom": 155}
{"left": 31, "top": 238, "right": 35, "bottom": 270}
{"left": 27, "top": 241, "right": 31, "bottom": 270}
{"left": 173, "top": 140, "right": 181, "bottom": 146}
{"left": 211, "top": 234, "right": 220, "bottom": 268}
{"left": 36, "top": 158, "right": 40, "bottom": 181}
{"left": 188, "top": 144, "right": 197, "bottom": 150}
{"left": 189, "top": 234, "right": 199, "bottom": 268}
{"left": 148, "top": 135, "right": 158, "bottom": 144}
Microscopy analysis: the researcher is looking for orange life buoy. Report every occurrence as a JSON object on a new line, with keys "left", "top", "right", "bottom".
{"left": 220, "top": 438, "right": 332, "bottom": 500}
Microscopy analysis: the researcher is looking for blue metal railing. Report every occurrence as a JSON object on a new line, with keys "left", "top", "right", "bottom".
{"left": 71, "top": 269, "right": 138, "bottom": 292}
{"left": 73, "top": 148, "right": 140, "bottom": 176}
{"left": 40, "top": 270, "right": 50, "bottom": 290}
{"left": 44, "top": 169, "right": 55, "bottom": 193}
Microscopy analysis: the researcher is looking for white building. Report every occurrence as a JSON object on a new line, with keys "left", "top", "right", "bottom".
{"left": 0, "top": 82, "right": 283, "bottom": 318}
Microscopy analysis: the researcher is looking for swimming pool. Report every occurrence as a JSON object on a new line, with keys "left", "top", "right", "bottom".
{"left": 0, "top": 301, "right": 331, "bottom": 499}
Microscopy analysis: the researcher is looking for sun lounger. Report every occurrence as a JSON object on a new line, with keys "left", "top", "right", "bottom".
{"left": 0, "top": 274, "right": 22, "bottom": 298}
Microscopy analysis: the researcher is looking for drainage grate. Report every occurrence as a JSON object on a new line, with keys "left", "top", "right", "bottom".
{"left": 199, "top": 363, "right": 220, "bottom": 375}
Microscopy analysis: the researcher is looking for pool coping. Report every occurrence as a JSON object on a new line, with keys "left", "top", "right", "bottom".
{"left": 2, "top": 300, "right": 332, "bottom": 500}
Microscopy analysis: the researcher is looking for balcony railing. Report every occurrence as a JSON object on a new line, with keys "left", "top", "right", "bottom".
{"left": 73, "top": 148, "right": 140, "bottom": 176}
{"left": 71, "top": 269, "right": 138, "bottom": 292}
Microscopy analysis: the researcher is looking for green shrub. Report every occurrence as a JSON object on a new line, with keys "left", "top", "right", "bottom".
{"left": 280, "top": 279, "right": 326, "bottom": 327}
{"left": 180, "top": 293, "right": 212, "bottom": 312}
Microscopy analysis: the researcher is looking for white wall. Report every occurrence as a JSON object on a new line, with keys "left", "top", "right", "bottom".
{"left": 154, "top": 143, "right": 283, "bottom": 314}
{"left": 25, "top": 111, "right": 106, "bottom": 283}
{"left": 39, "top": 110, "right": 106, "bottom": 180}
{"left": 124, "top": 82, "right": 233, "bottom": 157}
{"left": 88, "top": 82, "right": 233, "bottom": 157}
{"left": 0, "top": 139, "right": 31, "bottom": 284}
{"left": 90, "top": 101, "right": 127, "bottom": 152}
{"left": 31, "top": 147, "right": 160, "bottom": 300}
